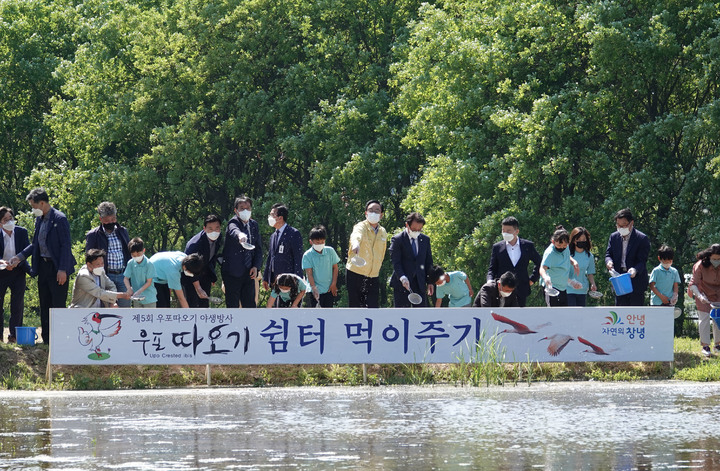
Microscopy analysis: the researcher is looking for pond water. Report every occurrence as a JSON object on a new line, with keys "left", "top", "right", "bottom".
{"left": 1, "top": 382, "right": 720, "bottom": 470}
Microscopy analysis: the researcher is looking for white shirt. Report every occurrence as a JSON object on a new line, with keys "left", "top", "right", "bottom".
{"left": 3, "top": 229, "right": 16, "bottom": 261}
{"left": 506, "top": 239, "right": 521, "bottom": 267}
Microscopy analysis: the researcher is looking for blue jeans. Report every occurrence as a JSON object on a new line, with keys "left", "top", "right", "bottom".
{"left": 107, "top": 272, "right": 130, "bottom": 307}
{"left": 567, "top": 293, "right": 587, "bottom": 306}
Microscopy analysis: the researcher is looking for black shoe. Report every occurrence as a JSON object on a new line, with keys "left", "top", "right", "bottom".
{"left": 7, "top": 335, "right": 16, "bottom": 344}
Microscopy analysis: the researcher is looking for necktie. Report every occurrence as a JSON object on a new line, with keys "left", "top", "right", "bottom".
{"left": 411, "top": 238, "right": 417, "bottom": 256}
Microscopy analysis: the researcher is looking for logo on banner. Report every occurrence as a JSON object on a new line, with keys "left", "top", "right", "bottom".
{"left": 603, "top": 311, "right": 624, "bottom": 326}
{"left": 77, "top": 312, "right": 123, "bottom": 360}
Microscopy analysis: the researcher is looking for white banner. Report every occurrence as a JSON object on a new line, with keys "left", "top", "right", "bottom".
{"left": 49, "top": 307, "right": 673, "bottom": 365}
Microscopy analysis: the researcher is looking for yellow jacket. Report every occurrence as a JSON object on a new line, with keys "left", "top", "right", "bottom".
{"left": 347, "top": 220, "right": 387, "bottom": 278}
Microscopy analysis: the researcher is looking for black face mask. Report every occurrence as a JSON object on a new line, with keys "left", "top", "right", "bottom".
{"left": 103, "top": 222, "right": 116, "bottom": 232}
{"left": 575, "top": 241, "right": 589, "bottom": 250}
{"left": 553, "top": 246, "right": 566, "bottom": 254}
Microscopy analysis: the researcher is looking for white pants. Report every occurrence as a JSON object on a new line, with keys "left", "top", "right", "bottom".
{"left": 697, "top": 310, "right": 720, "bottom": 346}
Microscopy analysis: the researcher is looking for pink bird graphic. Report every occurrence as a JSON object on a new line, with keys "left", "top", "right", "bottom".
{"left": 78, "top": 312, "right": 122, "bottom": 357}
{"left": 538, "top": 334, "right": 575, "bottom": 356}
{"left": 491, "top": 312, "right": 550, "bottom": 335}
{"left": 578, "top": 336, "right": 615, "bottom": 356}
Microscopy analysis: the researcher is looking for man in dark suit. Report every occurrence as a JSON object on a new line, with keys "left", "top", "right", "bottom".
{"left": 182, "top": 214, "right": 223, "bottom": 308}
{"left": 474, "top": 271, "right": 519, "bottom": 308}
{"left": 262, "top": 203, "right": 303, "bottom": 295}
{"left": 487, "top": 216, "right": 541, "bottom": 307}
{"left": 10, "top": 188, "right": 76, "bottom": 345}
{"left": 0, "top": 207, "right": 31, "bottom": 343}
{"left": 85, "top": 201, "right": 132, "bottom": 307}
{"left": 222, "top": 196, "right": 263, "bottom": 308}
{"left": 605, "top": 208, "right": 650, "bottom": 306}
{"left": 390, "top": 212, "right": 434, "bottom": 307}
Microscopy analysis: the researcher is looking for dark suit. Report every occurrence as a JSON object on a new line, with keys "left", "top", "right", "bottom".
{"left": 183, "top": 230, "right": 223, "bottom": 307}
{"left": 473, "top": 280, "right": 519, "bottom": 308}
{"left": 19, "top": 207, "right": 76, "bottom": 344}
{"left": 222, "top": 216, "right": 263, "bottom": 308}
{"left": 84, "top": 224, "right": 131, "bottom": 272}
{"left": 390, "top": 231, "right": 433, "bottom": 307}
{"left": 263, "top": 224, "right": 303, "bottom": 285}
{"left": 605, "top": 228, "right": 650, "bottom": 306}
{"left": 1, "top": 226, "right": 31, "bottom": 338}
{"left": 487, "top": 238, "right": 541, "bottom": 307}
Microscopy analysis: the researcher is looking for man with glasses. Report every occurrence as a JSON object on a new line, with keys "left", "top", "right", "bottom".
{"left": 605, "top": 208, "right": 650, "bottom": 306}
{"left": 389, "top": 212, "right": 434, "bottom": 307}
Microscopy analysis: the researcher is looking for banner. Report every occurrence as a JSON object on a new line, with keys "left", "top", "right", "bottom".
{"left": 49, "top": 307, "right": 673, "bottom": 365}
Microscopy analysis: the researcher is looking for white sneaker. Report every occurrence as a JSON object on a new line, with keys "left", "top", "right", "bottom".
{"left": 702, "top": 346, "right": 712, "bottom": 357}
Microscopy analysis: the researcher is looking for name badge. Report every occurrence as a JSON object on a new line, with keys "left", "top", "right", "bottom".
{"left": 279, "top": 244, "right": 284, "bottom": 254}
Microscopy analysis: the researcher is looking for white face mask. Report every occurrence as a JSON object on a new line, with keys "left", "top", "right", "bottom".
{"left": 31, "top": 208, "right": 43, "bottom": 217}
{"left": 407, "top": 229, "right": 421, "bottom": 239}
{"left": 92, "top": 266, "right": 105, "bottom": 276}
{"left": 661, "top": 262, "right": 672, "bottom": 270}
{"left": 436, "top": 278, "right": 447, "bottom": 287}
{"left": 279, "top": 288, "right": 291, "bottom": 294}
{"left": 133, "top": 255, "right": 144, "bottom": 263}
{"left": 237, "top": 209, "right": 252, "bottom": 222}
{"left": 206, "top": 231, "right": 221, "bottom": 241}
{"left": 711, "top": 259, "right": 720, "bottom": 268}
{"left": 313, "top": 243, "right": 325, "bottom": 252}
{"left": 183, "top": 269, "right": 194, "bottom": 277}
{"left": 366, "top": 212, "right": 381, "bottom": 224}
{"left": 617, "top": 226, "right": 631, "bottom": 237}
{"left": 268, "top": 216, "right": 277, "bottom": 227}
{"left": 3, "top": 220, "right": 15, "bottom": 231}
{"left": 499, "top": 289, "right": 512, "bottom": 298}
{"left": 502, "top": 232, "right": 515, "bottom": 242}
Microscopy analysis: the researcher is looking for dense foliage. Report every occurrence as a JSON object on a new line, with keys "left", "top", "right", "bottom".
{"left": 2, "top": 0, "right": 720, "bottom": 308}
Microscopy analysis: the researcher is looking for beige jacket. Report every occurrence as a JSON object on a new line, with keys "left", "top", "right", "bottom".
{"left": 347, "top": 220, "right": 387, "bottom": 278}
{"left": 70, "top": 266, "right": 119, "bottom": 308}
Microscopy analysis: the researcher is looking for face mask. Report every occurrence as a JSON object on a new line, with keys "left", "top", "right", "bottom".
{"left": 133, "top": 255, "right": 144, "bottom": 263}
{"left": 103, "top": 222, "right": 116, "bottom": 232}
{"left": 661, "top": 262, "right": 672, "bottom": 269}
{"left": 92, "top": 266, "right": 105, "bottom": 276}
{"left": 499, "top": 289, "right": 512, "bottom": 298}
{"left": 31, "top": 208, "right": 43, "bottom": 217}
{"left": 575, "top": 241, "right": 589, "bottom": 250}
{"left": 502, "top": 232, "right": 515, "bottom": 242}
{"left": 366, "top": 212, "right": 381, "bottom": 224}
{"left": 554, "top": 246, "right": 566, "bottom": 254}
{"left": 313, "top": 243, "right": 325, "bottom": 252}
{"left": 237, "top": 210, "right": 251, "bottom": 222}
{"left": 436, "top": 278, "right": 446, "bottom": 287}
{"left": 3, "top": 220, "right": 15, "bottom": 231}
{"left": 279, "top": 288, "right": 291, "bottom": 294}
{"left": 617, "top": 226, "right": 631, "bottom": 237}
{"left": 206, "top": 231, "right": 220, "bottom": 241}
{"left": 711, "top": 259, "right": 720, "bottom": 268}
{"left": 183, "top": 269, "right": 194, "bottom": 277}
{"left": 407, "top": 229, "right": 421, "bottom": 239}
{"left": 268, "top": 216, "right": 277, "bottom": 227}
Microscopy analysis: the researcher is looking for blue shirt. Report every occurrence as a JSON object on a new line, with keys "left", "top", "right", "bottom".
{"left": 149, "top": 251, "right": 186, "bottom": 290}
{"left": 649, "top": 264, "right": 680, "bottom": 305}
{"left": 123, "top": 255, "right": 158, "bottom": 304}
{"left": 302, "top": 246, "right": 341, "bottom": 294}
{"left": 272, "top": 274, "right": 309, "bottom": 302}
{"left": 540, "top": 245, "right": 572, "bottom": 291}
{"left": 435, "top": 271, "right": 472, "bottom": 307}
{"left": 568, "top": 250, "right": 596, "bottom": 294}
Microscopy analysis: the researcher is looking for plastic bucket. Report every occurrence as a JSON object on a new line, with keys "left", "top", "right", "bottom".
{"left": 710, "top": 309, "right": 720, "bottom": 324}
{"left": 16, "top": 326, "right": 38, "bottom": 346}
{"left": 609, "top": 273, "right": 633, "bottom": 296}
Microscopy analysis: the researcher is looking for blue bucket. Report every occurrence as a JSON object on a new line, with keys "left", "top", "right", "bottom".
{"left": 609, "top": 273, "right": 633, "bottom": 296}
{"left": 15, "top": 326, "right": 38, "bottom": 346}
{"left": 710, "top": 309, "right": 720, "bottom": 324}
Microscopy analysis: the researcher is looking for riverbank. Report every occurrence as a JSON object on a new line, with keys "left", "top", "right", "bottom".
{"left": 2, "top": 337, "right": 718, "bottom": 389}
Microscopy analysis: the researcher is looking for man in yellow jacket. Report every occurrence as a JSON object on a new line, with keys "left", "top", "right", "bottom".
{"left": 346, "top": 200, "right": 387, "bottom": 307}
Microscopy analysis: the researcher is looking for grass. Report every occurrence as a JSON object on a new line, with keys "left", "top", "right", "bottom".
{"left": 3, "top": 337, "right": 720, "bottom": 389}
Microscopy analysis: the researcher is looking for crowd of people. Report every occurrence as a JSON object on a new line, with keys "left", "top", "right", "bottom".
{"left": 1, "top": 190, "right": 719, "bottom": 355}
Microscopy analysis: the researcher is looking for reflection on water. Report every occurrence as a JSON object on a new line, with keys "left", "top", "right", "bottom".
{"left": 2, "top": 383, "right": 720, "bottom": 469}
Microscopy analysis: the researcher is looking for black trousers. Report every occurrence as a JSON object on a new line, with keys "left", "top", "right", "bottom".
{"left": 155, "top": 283, "right": 171, "bottom": 308}
{"left": 37, "top": 257, "right": 69, "bottom": 344}
{"left": 0, "top": 270, "right": 26, "bottom": 339}
{"left": 307, "top": 291, "right": 335, "bottom": 308}
{"left": 392, "top": 277, "right": 427, "bottom": 308}
{"left": 224, "top": 272, "right": 257, "bottom": 308}
{"left": 182, "top": 276, "right": 212, "bottom": 308}
{"left": 347, "top": 270, "right": 379, "bottom": 308}
{"left": 546, "top": 289, "right": 568, "bottom": 307}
